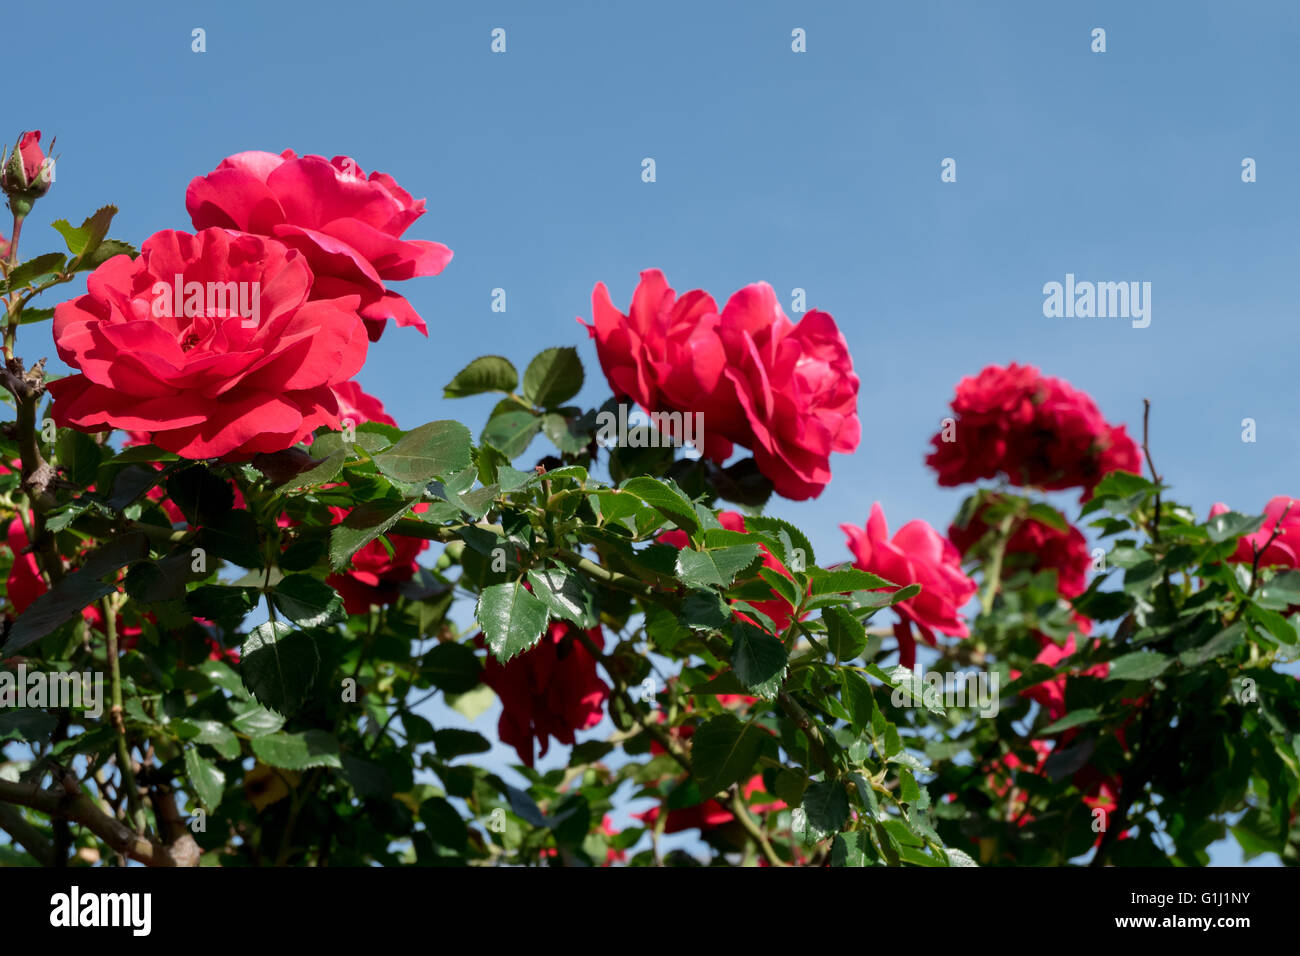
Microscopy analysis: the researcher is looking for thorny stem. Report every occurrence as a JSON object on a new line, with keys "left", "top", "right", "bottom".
{"left": 103, "top": 594, "right": 147, "bottom": 835}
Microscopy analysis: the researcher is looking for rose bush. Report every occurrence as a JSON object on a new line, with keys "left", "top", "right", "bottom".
{"left": 0, "top": 136, "right": 1297, "bottom": 872}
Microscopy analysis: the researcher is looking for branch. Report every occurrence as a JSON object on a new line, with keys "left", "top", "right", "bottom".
{"left": 0, "top": 777, "right": 196, "bottom": 867}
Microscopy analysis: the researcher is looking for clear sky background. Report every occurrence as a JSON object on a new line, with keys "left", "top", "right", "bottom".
{"left": 11, "top": 0, "right": 1298, "bottom": 865}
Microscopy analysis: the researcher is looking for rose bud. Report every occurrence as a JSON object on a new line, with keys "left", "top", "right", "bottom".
{"left": 2, "top": 131, "right": 55, "bottom": 208}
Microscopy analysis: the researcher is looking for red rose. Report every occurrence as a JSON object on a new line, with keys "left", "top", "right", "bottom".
{"left": 5, "top": 517, "right": 48, "bottom": 617}
{"left": 581, "top": 270, "right": 740, "bottom": 461}
{"left": 658, "top": 511, "right": 803, "bottom": 634}
{"left": 634, "top": 775, "right": 782, "bottom": 834}
{"left": 926, "top": 363, "right": 1140, "bottom": 497}
{"left": 479, "top": 621, "right": 610, "bottom": 768}
{"left": 949, "top": 502, "right": 1092, "bottom": 598}
{"left": 1014, "top": 632, "right": 1109, "bottom": 723}
{"left": 49, "top": 228, "right": 369, "bottom": 460}
{"left": 324, "top": 504, "right": 429, "bottom": 613}
{"left": 716, "top": 283, "right": 860, "bottom": 500}
{"left": 841, "top": 503, "right": 977, "bottom": 669}
{"left": 1210, "top": 497, "right": 1300, "bottom": 568}
{"left": 186, "top": 149, "right": 452, "bottom": 341}
{"left": 582, "top": 271, "right": 860, "bottom": 499}
{"left": 331, "top": 380, "right": 397, "bottom": 428}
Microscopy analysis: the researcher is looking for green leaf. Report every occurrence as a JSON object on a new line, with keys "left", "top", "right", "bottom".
{"left": 185, "top": 585, "right": 257, "bottom": 631}
{"left": 676, "top": 544, "right": 760, "bottom": 589}
{"left": 824, "top": 606, "right": 868, "bottom": 661}
{"left": 831, "top": 831, "right": 875, "bottom": 867}
{"left": 422, "top": 642, "right": 483, "bottom": 694}
{"left": 476, "top": 581, "right": 550, "bottom": 663}
{"left": 7, "top": 252, "right": 67, "bottom": 289}
{"left": 250, "top": 730, "right": 342, "bottom": 770}
{"left": 55, "top": 429, "right": 103, "bottom": 488}
{"left": 480, "top": 409, "right": 542, "bottom": 459}
{"left": 183, "top": 748, "right": 226, "bottom": 811}
{"left": 841, "top": 669, "right": 876, "bottom": 734}
{"left": 1257, "top": 570, "right": 1300, "bottom": 610}
{"left": 69, "top": 239, "right": 136, "bottom": 272}
{"left": 743, "top": 516, "right": 815, "bottom": 570}
{"left": 229, "top": 702, "right": 283, "bottom": 737}
{"left": 277, "top": 450, "right": 344, "bottom": 492}
{"left": 542, "top": 413, "right": 589, "bottom": 454}
{"left": 166, "top": 465, "right": 235, "bottom": 526}
{"left": 371, "top": 420, "right": 473, "bottom": 484}
{"left": 621, "top": 477, "right": 699, "bottom": 534}
{"left": 1207, "top": 511, "right": 1266, "bottom": 544}
{"left": 1179, "top": 622, "right": 1247, "bottom": 666}
{"left": 802, "top": 779, "right": 850, "bottom": 836}
{"left": 1026, "top": 502, "right": 1069, "bottom": 532}
{"left": 1039, "top": 708, "right": 1102, "bottom": 734}
{"left": 1247, "top": 604, "right": 1298, "bottom": 645}
{"left": 240, "top": 621, "right": 320, "bottom": 716}
{"left": 186, "top": 719, "right": 240, "bottom": 760}
{"left": 2, "top": 533, "right": 149, "bottom": 654}
{"left": 691, "top": 714, "right": 766, "bottom": 797}
{"left": 759, "top": 567, "right": 800, "bottom": 609}
{"left": 1105, "top": 650, "right": 1171, "bottom": 682}
{"left": 51, "top": 205, "right": 116, "bottom": 264}
{"left": 340, "top": 755, "right": 391, "bottom": 799}
{"left": 421, "top": 797, "right": 470, "bottom": 851}
{"left": 443, "top": 355, "right": 519, "bottom": 398}
{"left": 810, "top": 567, "right": 895, "bottom": 595}
{"left": 329, "top": 496, "right": 420, "bottom": 571}
{"left": 526, "top": 565, "right": 598, "bottom": 628}
{"left": 197, "top": 509, "right": 262, "bottom": 568}
{"left": 730, "top": 621, "right": 788, "bottom": 698}
{"left": 522, "top": 346, "right": 584, "bottom": 408}
{"left": 433, "top": 729, "right": 492, "bottom": 759}
{"left": 270, "top": 575, "right": 346, "bottom": 629}
{"left": 0, "top": 709, "right": 58, "bottom": 743}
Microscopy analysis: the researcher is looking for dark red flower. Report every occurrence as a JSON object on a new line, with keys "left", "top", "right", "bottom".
{"left": 949, "top": 501, "right": 1092, "bottom": 598}
{"left": 479, "top": 621, "right": 611, "bottom": 767}
{"left": 926, "top": 363, "right": 1140, "bottom": 497}
{"left": 324, "top": 504, "right": 429, "bottom": 613}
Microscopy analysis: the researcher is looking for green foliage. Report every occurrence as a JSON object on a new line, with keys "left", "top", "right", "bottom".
{"left": 2, "top": 345, "right": 1298, "bottom": 871}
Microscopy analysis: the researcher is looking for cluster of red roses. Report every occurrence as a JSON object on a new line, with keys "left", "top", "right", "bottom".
{"left": 925, "top": 362, "right": 1141, "bottom": 498}
{"left": 48, "top": 147, "right": 452, "bottom": 460}
{"left": 582, "top": 269, "right": 861, "bottom": 501}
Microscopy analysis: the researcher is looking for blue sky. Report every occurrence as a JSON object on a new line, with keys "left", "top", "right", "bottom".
{"left": 11, "top": 0, "right": 1298, "bottom": 864}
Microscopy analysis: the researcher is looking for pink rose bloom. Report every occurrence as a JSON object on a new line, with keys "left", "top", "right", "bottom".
{"left": 841, "top": 503, "right": 977, "bottom": 668}
{"left": 48, "top": 229, "right": 368, "bottom": 460}
{"left": 716, "top": 283, "right": 860, "bottom": 500}
{"left": 187, "top": 149, "right": 452, "bottom": 342}
{"left": 581, "top": 269, "right": 741, "bottom": 461}
{"left": 331, "top": 380, "right": 397, "bottom": 428}
{"left": 582, "top": 271, "right": 860, "bottom": 500}
{"left": 1210, "top": 497, "right": 1300, "bottom": 567}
